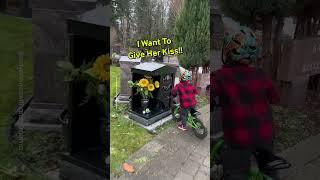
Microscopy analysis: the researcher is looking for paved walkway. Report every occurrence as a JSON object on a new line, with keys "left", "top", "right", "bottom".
{"left": 279, "top": 133, "right": 320, "bottom": 180}
{"left": 112, "top": 105, "right": 210, "bottom": 180}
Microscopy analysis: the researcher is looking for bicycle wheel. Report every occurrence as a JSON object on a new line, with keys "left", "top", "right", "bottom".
{"left": 192, "top": 118, "right": 208, "bottom": 139}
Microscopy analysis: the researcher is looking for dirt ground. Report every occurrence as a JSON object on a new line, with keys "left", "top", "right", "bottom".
{"left": 274, "top": 90, "right": 320, "bottom": 152}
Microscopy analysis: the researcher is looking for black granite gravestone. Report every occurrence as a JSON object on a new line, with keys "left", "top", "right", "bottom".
{"left": 128, "top": 62, "right": 176, "bottom": 126}
{"left": 0, "top": 0, "right": 6, "bottom": 11}
{"left": 59, "top": 5, "right": 110, "bottom": 180}
{"left": 1, "top": 0, "right": 31, "bottom": 17}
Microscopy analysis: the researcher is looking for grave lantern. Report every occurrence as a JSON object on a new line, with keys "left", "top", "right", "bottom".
{"left": 59, "top": 5, "right": 110, "bottom": 180}
{"left": 129, "top": 62, "right": 176, "bottom": 126}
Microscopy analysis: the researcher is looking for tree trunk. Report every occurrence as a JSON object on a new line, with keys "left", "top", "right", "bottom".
{"left": 272, "top": 16, "right": 284, "bottom": 80}
{"left": 203, "top": 65, "right": 209, "bottom": 74}
{"left": 312, "top": 18, "right": 319, "bottom": 36}
{"left": 262, "top": 16, "right": 273, "bottom": 77}
{"left": 294, "top": 16, "right": 304, "bottom": 39}
{"left": 120, "top": 17, "right": 126, "bottom": 48}
{"left": 307, "top": 17, "right": 313, "bottom": 37}
{"left": 126, "top": 12, "right": 131, "bottom": 48}
{"left": 191, "top": 67, "right": 199, "bottom": 87}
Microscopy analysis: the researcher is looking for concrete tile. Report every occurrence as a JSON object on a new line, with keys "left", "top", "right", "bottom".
{"left": 182, "top": 161, "right": 201, "bottom": 176}
{"left": 203, "top": 156, "right": 210, "bottom": 167}
{"left": 174, "top": 172, "right": 193, "bottom": 180}
{"left": 194, "top": 171, "right": 209, "bottom": 180}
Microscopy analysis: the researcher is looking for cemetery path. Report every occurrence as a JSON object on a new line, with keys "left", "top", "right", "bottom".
{"left": 278, "top": 133, "right": 320, "bottom": 180}
{"left": 112, "top": 104, "right": 210, "bottom": 180}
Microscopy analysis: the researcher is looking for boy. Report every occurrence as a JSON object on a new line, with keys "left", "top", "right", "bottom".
{"left": 172, "top": 67, "right": 198, "bottom": 131}
{"left": 211, "top": 26, "right": 280, "bottom": 179}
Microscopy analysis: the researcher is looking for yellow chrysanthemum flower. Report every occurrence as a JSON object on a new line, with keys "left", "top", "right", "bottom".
{"left": 148, "top": 84, "right": 155, "bottom": 91}
{"left": 93, "top": 55, "right": 110, "bottom": 82}
{"left": 139, "top": 78, "right": 149, "bottom": 87}
{"left": 155, "top": 81, "right": 160, "bottom": 88}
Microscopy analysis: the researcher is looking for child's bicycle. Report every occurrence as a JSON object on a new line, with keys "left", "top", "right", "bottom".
{"left": 172, "top": 100, "right": 208, "bottom": 139}
{"left": 210, "top": 98, "right": 291, "bottom": 180}
{"left": 211, "top": 138, "right": 291, "bottom": 180}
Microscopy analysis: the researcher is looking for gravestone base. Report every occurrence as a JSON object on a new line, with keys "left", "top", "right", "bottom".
{"left": 125, "top": 114, "right": 173, "bottom": 133}
{"left": 128, "top": 110, "right": 171, "bottom": 126}
{"left": 15, "top": 103, "right": 63, "bottom": 131}
{"left": 60, "top": 153, "right": 107, "bottom": 180}
{"left": 114, "top": 93, "right": 130, "bottom": 104}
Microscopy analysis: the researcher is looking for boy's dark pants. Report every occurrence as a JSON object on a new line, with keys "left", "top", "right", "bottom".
{"left": 222, "top": 142, "right": 279, "bottom": 180}
{"left": 180, "top": 107, "right": 196, "bottom": 126}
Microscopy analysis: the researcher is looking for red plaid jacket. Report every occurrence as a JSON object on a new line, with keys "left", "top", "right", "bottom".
{"left": 172, "top": 81, "right": 198, "bottom": 109}
{"left": 211, "top": 65, "right": 280, "bottom": 147}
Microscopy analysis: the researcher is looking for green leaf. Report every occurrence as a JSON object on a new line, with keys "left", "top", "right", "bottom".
{"left": 71, "top": 68, "right": 80, "bottom": 77}
{"left": 128, "top": 81, "right": 134, "bottom": 87}
{"left": 63, "top": 73, "right": 75, "bottom": 82}
{"left": 56, "top": 61, "right": 74, "bottom": 71}
{"left": 84, "top": 68, "right": 97, "bottom": 79}
{"left": 79, "top": 96, "right": 90, "bottom": 106}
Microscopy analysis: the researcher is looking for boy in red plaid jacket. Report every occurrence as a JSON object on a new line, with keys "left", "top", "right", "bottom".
{"left": 212, "top": 27, "right": 281, "bottom": 179}
{"left": 172, "top": 67, "right": 198, "bottom": 131}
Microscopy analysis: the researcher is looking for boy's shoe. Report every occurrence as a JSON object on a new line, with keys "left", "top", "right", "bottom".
{"left": 177, "top": 124, "right": 187, "bottom": 131}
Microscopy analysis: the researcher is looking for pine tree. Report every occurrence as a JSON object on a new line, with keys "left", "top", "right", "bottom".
{"left": 167, "top": 0, "right": 183, "bottom": 37}
{"left": 135, "top": 0, "right": 153, "bottom": 41}
{"left": 174, "top": 0, "right": 209, "bottom": 84}
{"left": 111, "top": 0, "right": 133, "bottom": 48}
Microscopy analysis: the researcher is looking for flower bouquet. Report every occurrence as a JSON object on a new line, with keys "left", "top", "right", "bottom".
{"left": 56, "top": 54, "right": 110, "bottom": 164}
{"left": 128, "top": 75, "right": 160, "bottom": 114}
{"left": 56, "top": 54, "right": 110, "bottom": 112}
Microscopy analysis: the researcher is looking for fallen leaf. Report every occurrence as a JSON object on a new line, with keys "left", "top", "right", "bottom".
{"left": 122, "top": 162, "right": 134, "bottom": 173}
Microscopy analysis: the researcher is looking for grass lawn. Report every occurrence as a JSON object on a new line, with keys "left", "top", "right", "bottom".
{"left": 0, "top": 14, "right": 66, "bottom": 180}
{"left": 110, "top": 66, "right": 154, "bottom": 175}
{"left": 0, "top": 14, "right": 44, "bottom": 179}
